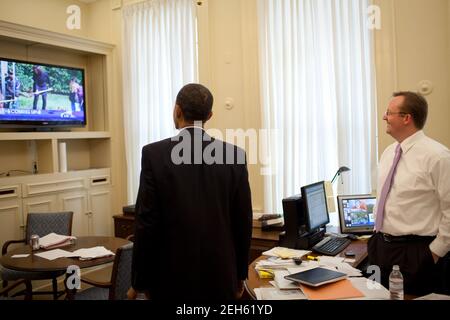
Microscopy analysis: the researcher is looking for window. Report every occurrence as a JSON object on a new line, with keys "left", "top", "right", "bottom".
{"left": 257, "top": 0, "right": 377, "bottom": 214}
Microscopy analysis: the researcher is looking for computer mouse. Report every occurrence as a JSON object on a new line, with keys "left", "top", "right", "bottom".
{"left": 345, "top": 250, "right": 355, "bottom": 257}
{"left": 293, "top": 257, "right": 303, "bottom": 265}
{"left": 346, "top": 234, "right": 358, "bottom": 240}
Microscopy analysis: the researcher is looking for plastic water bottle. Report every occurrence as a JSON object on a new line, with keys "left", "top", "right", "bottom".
{"left": 389, "top": 265, "right": 404, "bottom": 300}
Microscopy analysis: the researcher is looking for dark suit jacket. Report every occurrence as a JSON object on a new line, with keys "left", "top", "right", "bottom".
{"left": 131, "top": 127, "right": 253, "bottom": 300}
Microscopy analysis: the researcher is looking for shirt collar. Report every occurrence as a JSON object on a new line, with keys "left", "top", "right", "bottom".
{"left": 400, "top": 130, "right": 425, "bottom": 154}
{"left": 180, "top": 125, "right": 205, "bottom": 132}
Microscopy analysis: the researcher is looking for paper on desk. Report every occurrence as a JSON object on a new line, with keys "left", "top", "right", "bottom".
{"left": 287, "top": 261, "right": 321, "bottom": 275}
{"left": 414, "top": 293, "right": 450, "bottom": 300}
{"left": 34, "top": 249, "right": 73, "bottom": 261}
{"left": 317, "top": 256, "right": 345, "bottom": 264}
{"left": 11, "top": 254, "right": 30, "bottom": 258}
{"left": 254, "top": 287, "right": 307, "bottom": 300}
{"left": 39, "top": 233, "right": 76, "bottom": 249}
{"left": 262, "top": 247, "right": 310, "bottom": 259}
{"left": 70, "top": 246, "right": 114, "bottom": 260}
{"left": 255, "top": 256, "right": 296, "bottom": 270}
{"left": 273, "top": 271, "right": 302, "bottom": 290}
{"left": 348, "top": 277, "right": 390, "bottom": 300}
{"left": 34, "top": 246, "right": 114, "bottom": 261}
{"left": 315, "top": 257, "right": 362, "bottom": 277}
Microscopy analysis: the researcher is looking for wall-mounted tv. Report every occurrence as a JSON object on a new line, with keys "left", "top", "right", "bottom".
{"left": 0, "top": 58, "right": 86, "bottom": 128}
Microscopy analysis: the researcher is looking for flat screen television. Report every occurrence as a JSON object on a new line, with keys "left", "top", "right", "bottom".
{"left": 0, "top": 57, "right": 86, "bottom": 128}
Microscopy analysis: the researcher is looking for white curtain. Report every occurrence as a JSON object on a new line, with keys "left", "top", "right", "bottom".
{"left": 258, "top": 0, "right": 377, "bottom": 214}
{"left": 122, "top": 0, "right": 198, "bottom": 203}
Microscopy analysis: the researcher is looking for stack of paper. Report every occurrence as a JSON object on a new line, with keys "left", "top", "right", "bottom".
{"left": 256, "top": 256, "right": 297, "bottom": 269}
{"left": 39, "top": 233, "right": 76, "bottom": 249}
{"left": 262, "top": 247, "right": 310, "bottom": 259}
{"left": 72, "top": 246, "right": 115, "bottom": 261}
{"left": 254, "top": 287, "right": 307, "bottom": 300}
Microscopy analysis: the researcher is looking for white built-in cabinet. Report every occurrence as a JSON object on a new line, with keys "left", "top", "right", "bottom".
{"left": 0, "top": 21, "right": 116, "bottom": 249}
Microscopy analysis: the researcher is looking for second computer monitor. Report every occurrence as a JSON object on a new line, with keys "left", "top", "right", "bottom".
{"left": 301, "top": 181, "right": 330, "bottom": 232}
{"left": 337, "top": 194, "right": 376, "bottom": 234}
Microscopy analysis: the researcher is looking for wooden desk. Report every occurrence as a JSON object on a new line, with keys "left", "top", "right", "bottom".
{"left": 250, "top": 228, "right": 281, "bottom": 263}
{"left": 244, "top": 239, "right": 368, "bottom": 300}
{"left": 113, "top": 214, "right": 135, "bottom": 239}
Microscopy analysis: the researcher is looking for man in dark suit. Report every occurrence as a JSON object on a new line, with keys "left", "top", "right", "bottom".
{"left": 129, "top": 83, "right": 253, "bottom": 300}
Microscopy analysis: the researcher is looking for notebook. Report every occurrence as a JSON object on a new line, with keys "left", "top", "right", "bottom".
{"left": 284, "top": 267, "right": 347, "bottom": 287}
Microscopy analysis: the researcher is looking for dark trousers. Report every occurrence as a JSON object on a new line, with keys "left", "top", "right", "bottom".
{"left": 33, "top": 93, "right": 47, "bottom": 110}
{"left": 368, "top": 232, "right": 447, "bottom": 296}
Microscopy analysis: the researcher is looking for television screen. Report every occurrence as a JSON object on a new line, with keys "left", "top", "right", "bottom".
{"left": 0, "top": 58, "right": 86, "bottom": 127}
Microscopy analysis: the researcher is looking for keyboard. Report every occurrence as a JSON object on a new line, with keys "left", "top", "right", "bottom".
{"left": 312, "top": 236, "right": 351, "bottom": 256}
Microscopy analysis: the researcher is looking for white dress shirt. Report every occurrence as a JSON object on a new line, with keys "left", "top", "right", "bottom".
{"left": 375, "top": 131, "right": 450, "bottom": 257}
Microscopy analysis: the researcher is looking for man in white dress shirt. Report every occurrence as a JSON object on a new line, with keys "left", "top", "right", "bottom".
{"left": 368, "top": 91, "right": 450, "bottom": 296}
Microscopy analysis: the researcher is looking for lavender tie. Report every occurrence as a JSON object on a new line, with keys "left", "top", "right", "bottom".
{"left": 375, "top": 144, "right": 403, "bottom": 231}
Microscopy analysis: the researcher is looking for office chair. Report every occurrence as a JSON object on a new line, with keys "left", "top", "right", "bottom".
{"left": 1, "top": 211, "right": 73, "bottom": 300}
{"left": 74, "top": 243, "right": 133, "bottom": 300}
{"left": 0, "top": 279, "right": 31, "bottom": 300}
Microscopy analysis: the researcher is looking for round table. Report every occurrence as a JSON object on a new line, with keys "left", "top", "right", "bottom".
{"left": 0, "top": 236, "right": 130, "bottom": 272}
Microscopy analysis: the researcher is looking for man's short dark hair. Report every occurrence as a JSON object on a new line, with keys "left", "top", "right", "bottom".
{"left": 393, "top": 91, "right": 428, "bottom": 130}
{"left": 176, "top": 83, "right": 213, "bottom": 122}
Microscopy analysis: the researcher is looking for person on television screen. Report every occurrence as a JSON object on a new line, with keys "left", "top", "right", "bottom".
{"left": 69, "top": 78, "right": 84, "bottom": 113}
{"left": 32, "top": 66, "right": 51, "bottom": 110}
{"left": 4, "top": 71, "right": 21, "bottom": 109}
{"left": 129, "top": 83, "right": 253, "bottom": 301}
{"left": 369, "top": 91, "right": 450, "bottom": 296}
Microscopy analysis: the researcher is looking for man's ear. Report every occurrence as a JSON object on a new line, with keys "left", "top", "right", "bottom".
{"left": 205, "top": 111, "right": 213, "bottom": 122}
{"left": 175, "top": 105, "right": 183, "bottom": 119}
{"left": 403, "top": 114, "right": 413, "bottom": 125}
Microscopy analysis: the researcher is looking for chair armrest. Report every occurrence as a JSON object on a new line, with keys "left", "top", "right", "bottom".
{"left": 126, "top": 234, "right": 135, "bottom": 242}
{"left": 80, "top": 277, "right": 112, "bottom": 289}
{"left": 2, "top": 239, "right": 26, "bottom": 256}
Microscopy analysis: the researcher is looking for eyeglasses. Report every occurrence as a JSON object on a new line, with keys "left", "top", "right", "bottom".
{"left": 384, "top": 110, "right": 408, "bottom": 117}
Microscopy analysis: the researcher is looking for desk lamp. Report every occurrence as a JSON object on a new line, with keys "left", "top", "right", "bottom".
{"left": 330, "top": 166, "right": 351, "bottom": 184}
{"left": 325, "top": 166, "right": 351, "bottom": 213}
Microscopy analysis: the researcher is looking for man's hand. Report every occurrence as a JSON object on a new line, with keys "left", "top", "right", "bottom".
{"left": 127, "top": 287, "right": 137, "bottom": 300}
{"left": 235, "top": 280, "right": 245, "bottom": 300}
{"left": 431, "top": 251, "right": 440, "bottom": 264}
{"left": 127, "top": 287, "right": 151, "bottom": 300}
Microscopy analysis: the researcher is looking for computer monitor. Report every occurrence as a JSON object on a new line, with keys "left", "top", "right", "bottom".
{"left": 301, "top": 181, "right": 330, "bottom": 232}
{"left": 337, "top": 194, "right": 376, "bottom": 234}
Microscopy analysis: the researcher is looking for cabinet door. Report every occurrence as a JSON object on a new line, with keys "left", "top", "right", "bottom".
{"left": 0, "top": 198, "right": 24, "bottom": 250}
{"left": 59, "top": 190, "right": 88, "bottom": 237}
{"left": 88, "top": 187, "right": 112, "bottom": 236}
{"left": 22, "top": 194, "right": 58, "bottom": 223}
